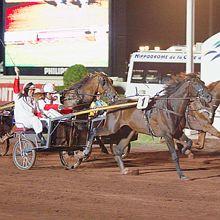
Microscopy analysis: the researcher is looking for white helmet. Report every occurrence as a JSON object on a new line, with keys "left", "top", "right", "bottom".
{"left": 43, "top": 83, "right": 56, "bottom": 93}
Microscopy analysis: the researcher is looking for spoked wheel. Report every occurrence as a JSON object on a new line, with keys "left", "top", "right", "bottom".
{"left": 13, "top": 139, "right": 36, "bottom": 170}
{"left": 59, "top": 150, "right": 83, "bottom": 170}
{"left": 110, "top": 143, "right": 131, "bottom": 159}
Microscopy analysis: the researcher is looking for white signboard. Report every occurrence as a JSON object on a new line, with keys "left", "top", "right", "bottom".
{"left": 132, "top": 52, "right": 201, "bottom": 63}
{"left": 201, "top": 32, "right": 220, "bottom": 130}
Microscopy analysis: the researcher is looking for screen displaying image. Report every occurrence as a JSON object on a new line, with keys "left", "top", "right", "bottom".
{"left": 4, "top": 0, "right": 109, "bottom": 67}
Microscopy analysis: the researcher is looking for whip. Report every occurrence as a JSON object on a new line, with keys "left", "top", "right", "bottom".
{"left": 0, "top": 38, "right": 16, "bottom": 66}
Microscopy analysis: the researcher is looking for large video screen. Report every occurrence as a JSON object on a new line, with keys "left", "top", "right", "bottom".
{"left": 4, "top": 0, "right": 109, "bottom": 68}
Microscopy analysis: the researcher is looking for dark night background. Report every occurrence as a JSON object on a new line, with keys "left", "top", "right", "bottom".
{"left": 1, "top": 0, "right": 220, "bottom": 77}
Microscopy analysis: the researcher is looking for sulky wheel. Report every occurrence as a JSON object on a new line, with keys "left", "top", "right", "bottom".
{"left": 110, "top": 143, "right": 131, "bottom": 159}
{"left": 59, "top": 150, "right": 83, "bottom": 170}
{"left": 13, "top": 139, "right": 36, "bottom": 170}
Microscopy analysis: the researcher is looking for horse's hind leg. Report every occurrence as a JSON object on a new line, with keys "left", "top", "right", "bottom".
{"left": 96, "top": 136, "right": 109, "bottom": 154}
{"left": 113, "top": 130, "right": 136, "bottom": 174}
{"left": 164, "top": 136, "right": 188, "bottom": 180}
{"left": 4, "top": 139, "right": 10, "bottom": 156}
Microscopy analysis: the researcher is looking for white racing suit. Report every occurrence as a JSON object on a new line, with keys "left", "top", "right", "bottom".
{"left": 13, "top": 78, "right": 43, "bottom": 134}
{"left": 37, "top": 97, "right": 62, "bottom": 119}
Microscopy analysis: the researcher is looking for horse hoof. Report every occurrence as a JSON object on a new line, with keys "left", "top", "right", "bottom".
{"left": 121, "top": 168, "right": 129, "bottom": 175}
{"left": 193, "top": 143, "right": 204, "bottom": 150}
{"left": 180, "top": 175, "right": 189, "bottom": 181}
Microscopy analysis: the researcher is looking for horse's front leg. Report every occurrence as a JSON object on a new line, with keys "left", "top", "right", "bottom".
{"left": 177, "top": 133, "right": 194, "bottom": 159}
{"left": 164, "top": 136, "right": 189, "bottom": 180}
{"left": 114, "top": 130, "right": 136, "bottom": 175}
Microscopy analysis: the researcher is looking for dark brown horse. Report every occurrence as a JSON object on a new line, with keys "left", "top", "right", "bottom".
{"left": 85, "top": 74, "right": 212, "bottom": 180}
{"left": 0, "top": 110, "right": 14, "bottom": 156}
{"left": 162, "top": 73, "right": 219, "bottom": 152}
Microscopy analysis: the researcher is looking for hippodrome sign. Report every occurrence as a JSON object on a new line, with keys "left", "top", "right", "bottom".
{"left": 133, "top": 52, "right": 201, "bottom": 63}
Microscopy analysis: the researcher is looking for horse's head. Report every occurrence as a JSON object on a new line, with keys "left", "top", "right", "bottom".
{"left": 186, "top": 74, "right": 212, "bottom": 104}
{"left": 62, "top": 72, "right": 119, "bottom": 108}
{"left": 91, "top": 72, "right": 119, "bottom": 103}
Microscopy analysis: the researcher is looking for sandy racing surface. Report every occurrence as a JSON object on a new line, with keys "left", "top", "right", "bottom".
{"left": 0, "top": 138, "right": 220, "bottom": 219}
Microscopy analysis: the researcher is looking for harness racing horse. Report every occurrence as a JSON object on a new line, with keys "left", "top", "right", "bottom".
{"left": 170, "top": 74, "right": 220, "bottom": 151}
{"left": 52, "top": 72, "right": 119, "bottom": 168}
{"left": 192, "top": 80, "right": 220, "bottom": 149}
{"left": 86, "top": 74, "right": 212, "bottom": 180}
{"left": 0, "top": 110, "right": 14, "bottom": 156}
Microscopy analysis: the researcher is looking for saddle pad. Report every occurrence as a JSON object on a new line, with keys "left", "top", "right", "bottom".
{"left": 137, "top": 96, "right": 150, "bottom": 110}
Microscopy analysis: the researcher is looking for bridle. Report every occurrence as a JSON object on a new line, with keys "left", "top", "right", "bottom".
{"left": 62, "top": 74, "right": 117, "bottom": 105}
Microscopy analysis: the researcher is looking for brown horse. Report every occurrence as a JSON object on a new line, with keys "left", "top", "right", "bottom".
{"left": 170, "top": 75, "right": 220, "bottom": 150}
{"left": 85, "top": 74, "right": 212, "bottom": 180}
{"left": 164, "top": 73, "right": 219, "bottom": 152}
{"left": 52, "top": 72, "right": 118, "bottom": 155}
{"left": 61, "top": 72, "right": 118, "bottom": 109}
{"left": 191, "top": 80, "right": 220, "bottom": 148}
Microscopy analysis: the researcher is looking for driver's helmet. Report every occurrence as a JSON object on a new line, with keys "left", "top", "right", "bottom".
{"left": 43, "top": 83, "right": 56, "bottom": 93}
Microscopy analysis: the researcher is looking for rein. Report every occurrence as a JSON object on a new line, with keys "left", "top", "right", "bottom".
{"left": 154, "top": 107, "right": 184, "bottom": 116}
{"left": 62, "top": 74, "right": 116, "bottom": 104}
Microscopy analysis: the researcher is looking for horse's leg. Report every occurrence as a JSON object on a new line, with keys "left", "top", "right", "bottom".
{"left": 193, "top": 123, "right": 220, "bottom": 149}
{"left": 84, "top": 125, "right": 119, "bottom": 156}
{"left": 194, "top": 132, "right": 206, "bottom": 149}
{"left": 178, "top": 134, "right": 194, "bottom": 158}
{"left": 83, "top": 116, "right": 122, "bottom": 158}
{"left": 95, "top": 136, "right": 109, "bottom": 154}
{"left": 113, "top": 130, "right": 136, "bottom": 174}
{"left": 200, "top": 124, "right": 220, "bottom": 138}
{"left": 164, "top": 136, "right": 188, "bottom": 180}
{"left": 4, "top": 139, "right": 10, "bottom": 156}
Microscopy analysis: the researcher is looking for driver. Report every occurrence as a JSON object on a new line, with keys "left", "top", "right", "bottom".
{"left": 37, "top": 83, "right": 63, "bottom": 119}
{"left": 13, "top": 67, "right": 46, "bottom": 146}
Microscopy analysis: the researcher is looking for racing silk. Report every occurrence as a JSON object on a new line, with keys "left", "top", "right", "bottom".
{"left": 37, "top": 97, "right": 62, "bottom": 118}
{"left": 90, "top": 100, "right": 107, "bottom": 108}
{"left": 13, "top": 77, "right": 43, "bottom": 134}
{"left": 90, "top": 100, "right": 107, "bottom": 117}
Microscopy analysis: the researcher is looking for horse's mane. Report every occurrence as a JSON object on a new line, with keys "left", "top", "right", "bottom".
{"left": 63, "top": 71, "right": 108, "bottom": 93}
{"left": 164, "top": 73, "right": 198, "bottom": 97}
{"left": 68, "top": 73, "right": 93, "bottom": 91}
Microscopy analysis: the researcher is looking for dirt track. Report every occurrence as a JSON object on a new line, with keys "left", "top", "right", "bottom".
{"left": 0, "top": 139, "right": 220, "bottom": 220}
